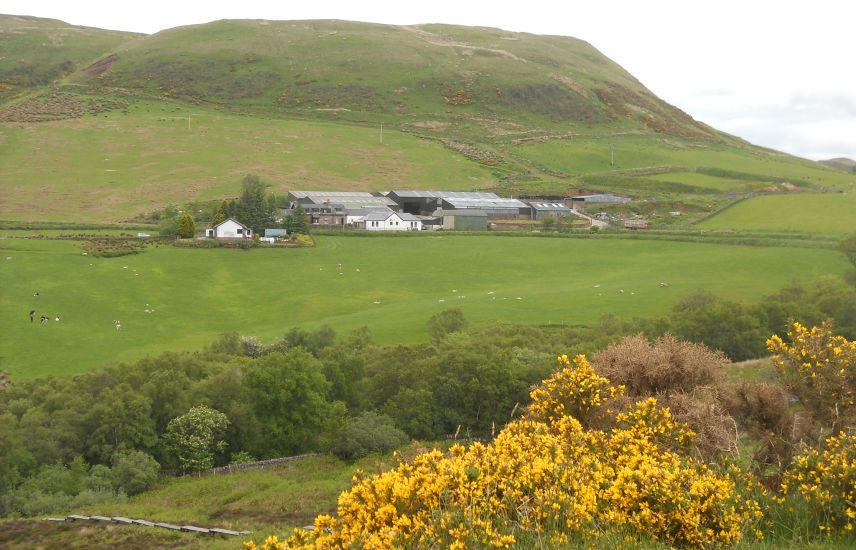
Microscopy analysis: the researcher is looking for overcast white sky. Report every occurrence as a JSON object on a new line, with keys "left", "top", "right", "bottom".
{"left": 5, "top": 0, "right": 855, "bottom": 161}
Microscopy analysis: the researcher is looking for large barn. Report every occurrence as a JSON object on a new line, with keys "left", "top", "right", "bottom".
{"left": 387, "top": 190, "right": 530, "bottom": 219}
{"left": 286, "top": 191, "right": 398, "bottom": 211}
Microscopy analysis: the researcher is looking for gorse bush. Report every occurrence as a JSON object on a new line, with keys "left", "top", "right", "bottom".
{"left": 249, "top": 355, "right": 763, "bottom": 549}
{"left": 778, "top": 432, "right": 856, "bottom": 535}
{"left": 768, "top": 321, "right": 856, "bottom": 433}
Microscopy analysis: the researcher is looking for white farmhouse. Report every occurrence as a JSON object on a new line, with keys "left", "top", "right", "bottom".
{"left": 359, "top": 210, "right": 422, "bottom": 231}
{"left": 205, "top": 218, "right": 253, "bottom": 239}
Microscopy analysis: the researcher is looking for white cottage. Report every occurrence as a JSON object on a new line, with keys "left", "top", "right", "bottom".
{"left": 205, "top": 218, "right": 253, "bottom": 239}
{"left": 360, "top": 210, "right": 422, "bottom": 231}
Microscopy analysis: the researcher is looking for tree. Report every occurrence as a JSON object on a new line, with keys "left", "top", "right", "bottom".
{"left": 285, "top": 202, "right": 310, "bottom": 234}
{"left": 241, "top": 349, "right": 331, "bottom": 456}
{"left": 235, "top": 174, "right": 276, "bottom": 234}
{"left": 428, "top": 308, "right": 467, "bottom": 343}
{"left": 176, "top": 213, "right": 196, "bottom": 238}
{"left": 839, "top": 234, "right": 856, "bottom": 269}
{"left": 164, "top": 405, "right": 230, "bottom": 474}
{"left": 330, "top": 411, "right": 408, "bottom": 460}
{"left": 111, "top": 450, "right": 160, "bottom": 495}
{"left": 211, "top": 200, "right": 228, "bottom": 226}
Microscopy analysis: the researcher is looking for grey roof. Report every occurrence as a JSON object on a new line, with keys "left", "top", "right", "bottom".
{"left": 290, "top": 191, "right": 396, "bottom": 207}
{"left": 360, "top": 210, "right": 422, "bottom": 222}
{"left": 264, "top": 228, "right": 289, "bottom": 237}
{"left": 391, "top": 190, "right": 503, "bottom": 199}
{"left": 443, "top": 197, "right": 529, "bottom": 209}
{"left": 345, "top": 207, "right": 392, "bottom": 216}
{"left": 528, "top": 202, "right": 572, "bottom": 211}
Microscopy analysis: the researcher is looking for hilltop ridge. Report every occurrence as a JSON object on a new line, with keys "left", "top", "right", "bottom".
{"left": 1, "top": 15, "right": 855, "bottom": 222}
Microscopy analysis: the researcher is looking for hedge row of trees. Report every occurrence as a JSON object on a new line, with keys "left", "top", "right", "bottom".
{"left": 1, "top": 276, "right": 854, "bottom": 517}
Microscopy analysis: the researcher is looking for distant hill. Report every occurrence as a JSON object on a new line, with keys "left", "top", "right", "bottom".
{"left": 63, "top": 19, "right": 716, "bottom": 140}
{"left": 819, "top": 157, "right": 856, "bottom": 172}
{"left": 0, "top": 14, "right": 141, "bottom": 100}
{"left": 1, "top": 15, "right": 855, "bottom": 222}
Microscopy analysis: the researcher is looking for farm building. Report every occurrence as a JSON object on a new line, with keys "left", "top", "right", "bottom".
{"left": 388, "top": 190, "right": 530, "bottom": 219}
{"left": 355, "top": 210, "right": 423, "bottom": 231}
{"left": 303, "top": 203, "right": 346, "bottom": 227}
{"left": 571, "top": 194, "right": 631, "bottom": 210}
{"left": 287, "top": 191, "right": 398, "bottom": 211}
{"left": 528, "top": 202, "right": 573, "bottom": 219}
{"left": 205, "top": 218, "right": 253, "bottom": 239}
{"left": 441, "top": 210, "right": 489, "bottom": 231}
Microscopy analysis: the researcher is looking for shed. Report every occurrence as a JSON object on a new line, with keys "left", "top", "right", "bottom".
{"left": 571, "top": 194, "right": 631, "bottom": 210}
{"left": 441, "top": 210, "right": 488, "bottom": 231}
{"left": 528, "top": 202, "right": 573, "bottom": 220}
{"left": 264, "top": 228, "right": 289, "bottom": 238}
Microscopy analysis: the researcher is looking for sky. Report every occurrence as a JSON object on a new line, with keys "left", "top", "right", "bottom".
{"left": 5, "top": 0, "right": 855, "bottom": 161}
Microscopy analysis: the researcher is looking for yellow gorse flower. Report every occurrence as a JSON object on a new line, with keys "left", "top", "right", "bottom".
{"left": 251, "top": 354, "right": 763, "bottom": 549}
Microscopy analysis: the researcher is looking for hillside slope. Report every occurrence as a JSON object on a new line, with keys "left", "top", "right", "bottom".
{"left": 73, "top": 19, "right": 715, "bottom": 139}
{"left": 0, "top": 14, "right": 141, "bottom": 100}
{"left": 1, "top": 17, "right": 855, "bottom": 222}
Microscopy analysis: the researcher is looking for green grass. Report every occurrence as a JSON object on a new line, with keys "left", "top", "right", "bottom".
{"left": 75, "top": 454, "right": 373, "bottom": 537}
{"left": 699, "top": 193, "right": 856, "bottom": 235}
{"left": 1, "top": 234, "right": 848, "bottom": 379}
{"left": 514, "top": 136, "right": 856, "bottom": 191}
{"left": 0, "top": 453, "right": 376, "bottom": 549}
{"left": 641, "top": 171, "right": 766, "bottom": 193}
{"left": 0, "top": 99, "right": 497, "bottom": 222}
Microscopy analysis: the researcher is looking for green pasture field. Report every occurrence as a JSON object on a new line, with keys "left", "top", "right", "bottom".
{"left": 698, "top": 193, "right": 856, "bottom": 235}
{"left": 641, "top": 171, "right": 765, "bottom": 193}
{"left": 515, "top": 136, "right": 856, "bottom": 190}
{"left": 0, "top": 234, "right": 848, "bottom": 380}
{"left": 0, "top": 100, "right": 496, "bottom": 223}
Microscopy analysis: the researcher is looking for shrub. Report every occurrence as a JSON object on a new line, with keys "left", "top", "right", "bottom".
{"left": 778, "top": 432, "right": 856, "bottom": 535}
{"left": 767, "top": 321, "right": 856, "bottom": 434}
{"left": 330, "top": 411, "right": 408, "bottom": 460}
{"left": 593, "top": 334, "right": 726, "bottom": 395}
{"left": 258, "top": 355, "right": 762, "bottom": 549}
{"left": 111, "top": 450, "right": 160, "bottom": 495}
{"left": 427, "top": 308, "right": 467, "bottom": 343}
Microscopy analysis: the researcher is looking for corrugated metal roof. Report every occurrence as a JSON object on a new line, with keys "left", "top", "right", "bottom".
{"left": 391, "top": 190, "right": 502, "bottom": 199}
{"left": 572, "top": 194, "right": 631, "bottom": 203}
{"left": 290, "top": 191, "right": 397, "bottom": 206}
{"left": 529, "top": 202, "right": 572, "bottom": 211}
{"left": 443, "top": 197, "right": 529, "bottom": 209}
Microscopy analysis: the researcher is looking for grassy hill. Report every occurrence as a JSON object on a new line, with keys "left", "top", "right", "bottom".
{"left": 2, "top": 16, "right": 855, "bottom": 222}
{"left": 0, "top": 14, "right": 140, "bottom": 100}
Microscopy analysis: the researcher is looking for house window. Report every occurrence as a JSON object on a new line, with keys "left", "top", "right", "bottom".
{"left": 237, "top": 228, "right": 243, "bottom": 234}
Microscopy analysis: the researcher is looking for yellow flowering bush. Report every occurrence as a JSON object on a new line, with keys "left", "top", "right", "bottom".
{"left": 249, "top": 354, "right": 762, "bottom": 549}
{"left": 767, "top": 321, "right": 856, "bottom": 430}
{"left": 780, "top": 432, "right": 856, "bottom": 535}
